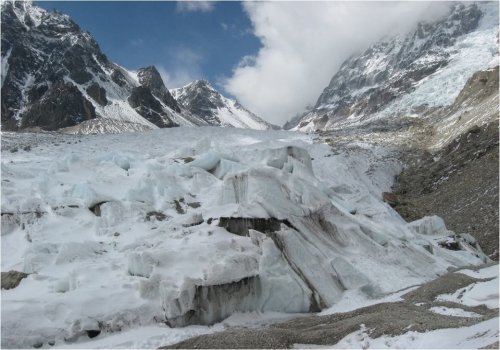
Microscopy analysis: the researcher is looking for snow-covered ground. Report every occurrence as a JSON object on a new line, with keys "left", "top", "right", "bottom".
{"left": 297, "top": 264, "right": 499, "bottom": 349}
{"left": 0, "top": 127, "right": 491, "bottom": 348}
{"left": 436, "top": 277, "right": 499, "bottom": 309}
{"left": 297, "top": 317, "right": 499, "bottom": 349}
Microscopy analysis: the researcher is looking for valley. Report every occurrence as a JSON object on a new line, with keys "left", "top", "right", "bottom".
{"left": 1, "top": 1, "right": 498, "bottom": 349}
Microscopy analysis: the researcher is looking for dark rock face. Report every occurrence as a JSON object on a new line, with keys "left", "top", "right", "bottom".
{"left": 137, "top": 66, "right": 180, "bottom": 112}
{"left": 21, "top": 82, "right": 96, "bottom": 130}
{"left": 296, "top": 3, "right": 484, "bottom": 130}
{"left": 110, "top": 69, "right": 127, "bottom": 87}
{"left": 128, "top": 86, "right": 177, "bottom": 128}
{"left": 86, "top": 83, "right": 107, "bottom": 106}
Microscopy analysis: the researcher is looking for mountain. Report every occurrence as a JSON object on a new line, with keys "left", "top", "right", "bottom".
{"left": 291, "top": 2, "right": 498, "bottom": 132}
{"left": 0, "top": 0, "right": 202, "bottom": 132}
{"left": 171, "top": 80, "right": 275, "bottom": 130}
{"left": 0, "top": 1, "right": 269, "bottom": 133}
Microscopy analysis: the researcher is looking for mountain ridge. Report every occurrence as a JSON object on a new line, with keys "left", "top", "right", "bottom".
{"left": 290, "top": 2, "right": 498, "bottom": 132}
{"left": 0, "top": 0, "right": 270, "bottom": 133}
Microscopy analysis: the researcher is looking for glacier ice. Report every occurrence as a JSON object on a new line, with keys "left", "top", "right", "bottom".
{"left": 0, "top": 127, "right": 489, "bottom": 348}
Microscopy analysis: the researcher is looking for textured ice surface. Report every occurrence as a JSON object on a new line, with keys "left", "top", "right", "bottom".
{"left": 0, "top": 127, "right": 488, "bottom": 348}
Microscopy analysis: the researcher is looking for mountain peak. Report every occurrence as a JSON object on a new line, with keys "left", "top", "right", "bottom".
{"left": 171, "top": 80, "right": 273, "bottom": 130}
{"left": 188, "top": 79, "right": 217, "bottom": 91}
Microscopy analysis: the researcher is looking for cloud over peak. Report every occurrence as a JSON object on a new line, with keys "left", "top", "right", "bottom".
{"left": 223, "top": 1, "right": 451, "bottom": 125}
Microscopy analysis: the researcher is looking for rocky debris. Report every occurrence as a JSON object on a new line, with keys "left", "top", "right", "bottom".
{"left": 453, "top": 66, "right": 499, "bottom": 109}
{"left": 426, "top": 66, "right": 499, "bottom": 150}
{"left": 393, "top": 121, "right": 499, "bottom": 260}
{"left": 173, "top": 199, "right": 185, "bottom": 214}
{"left": 164, "top": 267, "right": 498, "bottom": 349}
{"left": 1, "top": 270, "right": 29, "bottom": 290}
{"left": 481, "top": 341, "right": 500, "bottom": 349}
{"left": 438, "top": 238, "right": 462, "bottom": 251}
{"left": 60, "top": 119, "right": 153, "bottom": 135}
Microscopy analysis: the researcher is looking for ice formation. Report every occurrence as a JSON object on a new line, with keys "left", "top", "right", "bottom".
{"left": 1, "top": 127, "right": 488, "bottom": 348}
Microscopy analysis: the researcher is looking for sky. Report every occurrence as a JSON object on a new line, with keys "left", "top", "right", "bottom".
{"left": 35, "top": 1, "right": 453, "bottom": 126}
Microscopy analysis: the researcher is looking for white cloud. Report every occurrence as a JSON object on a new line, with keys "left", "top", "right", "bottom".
{"left": 176, "top": 1, "right": 215, "bottom": 13}
{"left": 157, "top": 47, "right": 203, "bottom": 89}
{"left": 129, "top": 38, "right": 144, "bottom": 47}
{"left": 223, "top": 1, "right": 451, "bottom": 125}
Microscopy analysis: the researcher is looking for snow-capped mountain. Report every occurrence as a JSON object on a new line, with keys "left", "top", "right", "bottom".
{"left": 0, "top": 1, "right": 270, "bottom": 133}
{"left": 171, "top": 80, "right": 275, "bottom": 130}
{"left": 292, "top": 2, "right": 498, "bottom": 132}
{"left": 0, "top": 0, "right": 203, "bottom": 132}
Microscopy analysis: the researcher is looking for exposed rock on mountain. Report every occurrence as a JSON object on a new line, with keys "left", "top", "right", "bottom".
{"left": 137, "top": 66, "right": 181, "bottom": 113}
{"left": 1, "top": 1, "right": 269, "bottom": 133}
{"left": 292, "top": 2, "right": 498, "bottom": 132}
{"left": 0, "top": 0, "right": 189, "bottom": 131}
{"left": 2, "top": 1, "right": 189, "bottom": 130}
{"left": 171, "top": 80, "right": 275, "bottom": 130}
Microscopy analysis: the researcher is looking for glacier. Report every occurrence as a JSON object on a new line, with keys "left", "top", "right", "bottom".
{"left": 0, "top": 126, "right": 489, "bottom": 348}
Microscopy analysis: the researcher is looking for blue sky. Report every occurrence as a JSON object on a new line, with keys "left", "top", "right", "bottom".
{"left": 35, "top": 1, "right": 261, "bottom": 90}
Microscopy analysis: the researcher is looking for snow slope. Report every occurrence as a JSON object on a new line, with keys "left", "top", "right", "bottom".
{"left": 1, "top": 127, "right": 488, "bottom": 348}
